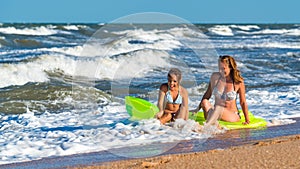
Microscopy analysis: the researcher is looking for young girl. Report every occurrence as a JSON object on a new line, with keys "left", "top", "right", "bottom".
{"left": 156, "top": 68, "right": 189, "bottom": 124}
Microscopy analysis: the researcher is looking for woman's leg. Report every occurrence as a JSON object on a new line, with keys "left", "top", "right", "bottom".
{"left": 201, "top": 99, "right": 213, "bottom": 119}
{"left": 206, "top": 107, "right": 240, "bottom": 125}
{"left": 220, "top": 111, "right": 240, "bottom": 122}
{"left": 205, "top": 105, "right": 223, "bottom": 125}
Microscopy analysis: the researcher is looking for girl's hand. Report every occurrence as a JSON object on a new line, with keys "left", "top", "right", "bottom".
{"left": 155, "top": 111, "right": 164, "bottom": 119}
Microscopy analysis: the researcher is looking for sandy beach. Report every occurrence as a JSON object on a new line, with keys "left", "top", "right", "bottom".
{"left": 76, "top": 134, "right": 300, "bottom": 169}
{"left": 2, "top": 118, "right": 300, "bottom": 169}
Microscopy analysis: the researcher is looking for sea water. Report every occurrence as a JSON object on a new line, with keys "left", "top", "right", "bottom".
{"left": 0, "top": 23, "right": 299, "bottom": 164}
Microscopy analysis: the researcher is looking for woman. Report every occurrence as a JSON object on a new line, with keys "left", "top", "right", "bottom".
{"left": 192, "top": 55, "right": 250, "bottom": 126}
{"left": 156, "top": 68, "right": 189, "bottom": 124}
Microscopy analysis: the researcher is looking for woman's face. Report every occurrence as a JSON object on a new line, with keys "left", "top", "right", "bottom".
{"left": 168, "top": 74, "right": 179, "bottom": 90}
{"left": 219, "top": 61, "right": 231, "bottom": 77}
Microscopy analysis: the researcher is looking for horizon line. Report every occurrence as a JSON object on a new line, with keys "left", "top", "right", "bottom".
{"left": 1, "top": 21, "right": 299, "bottom": 25}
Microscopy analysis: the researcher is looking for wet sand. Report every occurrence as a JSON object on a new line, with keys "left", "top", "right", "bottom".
{"left": 77, "top": 134, "right": 300, "bottom": 169}
{"left": 2, "top": 118, "right": 300, "bottom": 169}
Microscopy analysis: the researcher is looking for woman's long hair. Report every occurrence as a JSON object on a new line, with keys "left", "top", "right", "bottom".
{"left": 219, "top": 55, "right": 243, "bottom": 83}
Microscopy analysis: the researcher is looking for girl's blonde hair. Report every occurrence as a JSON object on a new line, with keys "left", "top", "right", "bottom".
{"left": 168, "top": 68, "right": 182, "bottom": 83}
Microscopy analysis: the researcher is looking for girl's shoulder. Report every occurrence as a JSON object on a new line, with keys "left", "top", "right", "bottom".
{"left": 159, "top": 83, "right": 168, "bottom": 92}
{"left": 179, "top": 86, "right": 188, "bottom": 96}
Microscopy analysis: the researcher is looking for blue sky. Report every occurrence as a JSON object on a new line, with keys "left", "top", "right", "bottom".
{"left": 1, "top": 0, "right": 300, "bottom": 23}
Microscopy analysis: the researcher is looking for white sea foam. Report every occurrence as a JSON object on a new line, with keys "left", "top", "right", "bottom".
{"left": 63, "top": 25, "right": 79, "bottom": 30}
{"left": 0, "top": 26, "right": 70, "bottom": 36}
{"left": 237, "top": 28, "right": 300, "bottom": 36}
{"left": 284, "top": 28, "right": 300, "bottom": 36}
{"left": 208, "top": 25, "right": 234, "bottom": 36}
{"left": 215, "top": 41, "right": 300, "bottom": 49}
{"left": 0, "top": 103, "right": 210, "bottom": 164}
{"left": 230, "top": 24, "right": 260, "bottom": 31}
{"left": 82, "top": 25, "right": 215, "bottom": 58}
{"left": 0, "top": 54, "right": 75, "bottom": 88}
{"left": 81, "top": 28, "right": 184, "bottom": 58}
{"left": 0, "top": 46, "right": 172, "bottom": 88}
{"left": 246, "top": 87, "right": 300, "bottom": 121}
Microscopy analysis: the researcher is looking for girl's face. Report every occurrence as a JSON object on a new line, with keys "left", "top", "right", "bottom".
{"left": 167, "top": 74, "right": 179, "bottom": 90}
{"left": 219, "top": 61, "right": 231, "bottom": 77}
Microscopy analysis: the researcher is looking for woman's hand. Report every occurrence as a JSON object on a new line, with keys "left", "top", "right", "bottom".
{"left": 242, "top": 121, "right": 250, "bottom": 125}
{"left": 189, "top": 109, "right": 199, "bottom": 115}
{"left": 190, "top": 104, "right": 201, "bottom": 115}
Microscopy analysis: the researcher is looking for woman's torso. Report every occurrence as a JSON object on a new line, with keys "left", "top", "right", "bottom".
{"left": 212, "top": 73, "right": 239, "bottom": 113}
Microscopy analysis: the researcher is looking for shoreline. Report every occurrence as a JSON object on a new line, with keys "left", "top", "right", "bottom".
{"left": 2, "top": 117, "right": 300, "bottom": 169}
{"left": 76, "top": 134, "right": 300, "bottom": 169}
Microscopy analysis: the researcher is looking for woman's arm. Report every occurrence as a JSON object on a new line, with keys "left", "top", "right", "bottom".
{"left": 239, "top": 81, "right": 250, "bottom": 124}
{"left": 193, "top": 74, "right": 215, "bottom": 113}
{"left": 200, "top": 82, "right": 212, "bottom": 107}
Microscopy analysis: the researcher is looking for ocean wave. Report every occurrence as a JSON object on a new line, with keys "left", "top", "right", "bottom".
{"left": 230, "top": 24, "right": 260, "bottom": 31}
{"left": 208, "top": 25, "right": 234, "bottom": 36}
{"left": 284, "top": 28, "right": 300, "bottom": 36}
{"left": 0, "top": 25, "right": 72, "bottom": 36}
{"left": 0, "top": 47, "right": 173, "bottom": 88}
{"left": 215, "top": 41, "right": 300, "bottom": 49}
{"left": 80, "top": 24, "right": 214, "bottom": 67}
{"left": 0, "top": 46, "right": 83, "bottom": 63}
{"left": 207, "top": 24, "right": 300, "bottom": 37}
{"left": 86, "top": 27, "right": 184, "bottom": 57}
{"left": 236, "top": 28, "right": 300, "bottom": 36}
{"left": 0, "top": 81, "right": 110, "bottom": 114}
{"left": 63, "top": 25, "right": 79, "bottom": 30}
{"left": 246, "top": 86, "right": 300, "bottom": 120}
{"left": 0, "top": 54, "right": 74, "bottom": 88}
{"left": 0, "top": 24, "right": 214, "bottom": 88}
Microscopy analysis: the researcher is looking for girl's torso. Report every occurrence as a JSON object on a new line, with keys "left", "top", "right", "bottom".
{"left": 162, "top": 83, "right": 182, "bottom": 113}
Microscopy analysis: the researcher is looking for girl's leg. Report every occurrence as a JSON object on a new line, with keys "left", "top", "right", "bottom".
{"left": 159, "top": 113, "right": 172, "bottom": 124}
{"left": 175, "top": 106, "right": 189, "bottom": 120}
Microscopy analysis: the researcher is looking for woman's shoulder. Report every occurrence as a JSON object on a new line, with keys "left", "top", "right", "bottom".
{"left": 211, "top": 72, "right": 221, "bottom": 80}
{"left": 236, "top": 79, "right": 245, "bottom": 87}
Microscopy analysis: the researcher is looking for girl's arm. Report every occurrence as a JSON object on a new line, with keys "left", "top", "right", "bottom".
{"left": 178, "top": 87, "right": 189, "bottom": 120}
{"left": 156, "top": 84, "right": 166, "bottom": 118}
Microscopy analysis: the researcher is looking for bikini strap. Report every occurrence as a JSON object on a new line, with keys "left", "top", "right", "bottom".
{"left": 215, "top": 75, "right": 222, "bottom": 87}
